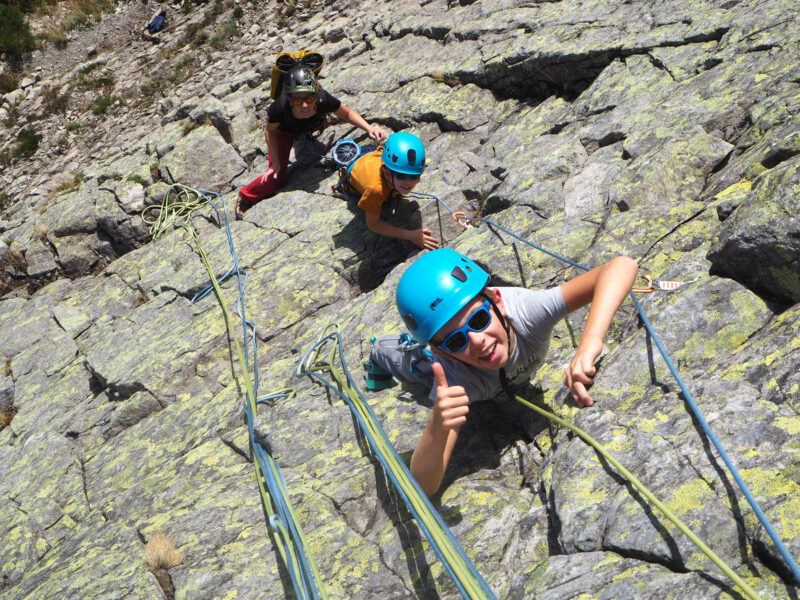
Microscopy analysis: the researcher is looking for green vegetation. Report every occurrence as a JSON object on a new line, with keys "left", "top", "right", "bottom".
{"left": 168, "top": 53, "right": 196, "bottom": 84}
{"left": 180, "top": 22, "right": 208, "bottom": 48}
{"left": 66, "top": 122, "right": 81, "bottom": 131}
{"left": 55, "top": 134, "right": 68, "bottom": 153}
{"left": 210, "top": 5, "right": 241, "bottom": 49}
{"left": 0, "top": 5, "right": 35, "bottom": 58}
{"left": 76, "top": 63, "right": 115, "bottom": 89}
{"left": 42, "top": 86, "right": 70, "bottom": 114}
{"left": 64, "top": 0, "right": 116, "bottom": 31}
{"left": 141, "top": 80, "right": 160, "bottom": 97}
{"left": 0, "top": 71, "right": 20, "bottom": 94}
{"left": 127, "top": 174, "right": 145, "bottom": 184}
{"left": 91, "top": 94, "right": 120, "bottom": 114}
{"left": 12, "top": 128, "right": 41, "bottom": 159}
{"left": 37, "top": 27, "right": 68, "bottom": 49}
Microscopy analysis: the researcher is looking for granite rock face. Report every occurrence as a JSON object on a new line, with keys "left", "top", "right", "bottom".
{"left": 1, "top": 0, "right": 799, "bottom": 598}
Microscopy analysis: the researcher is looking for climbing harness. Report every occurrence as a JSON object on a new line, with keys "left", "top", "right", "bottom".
{"left": 297, "top": 326, "right": 497, "bottom": 600}
{"left": 143, "top": 184, "right": 328, "bottom": 600}
{"left": 409, "top": 189, "right": 800, "bottom": 588}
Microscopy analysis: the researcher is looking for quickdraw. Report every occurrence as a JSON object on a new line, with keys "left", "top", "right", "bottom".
{"left": 452, "top": 211, "right": 472, "bottom": 229}
{"left": 632, "top": 275, "right": 687, "bottom": 293}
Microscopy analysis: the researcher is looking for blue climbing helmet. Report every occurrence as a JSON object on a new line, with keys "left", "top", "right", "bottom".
{"left": 395, "top": 249, "right": 490, "bottom": 344}
{"left": 381, "top": 132, "right": 426, "bottom": 175}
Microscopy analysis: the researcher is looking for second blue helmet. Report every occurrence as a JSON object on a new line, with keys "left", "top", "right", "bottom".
{"left": 382, "top": 132, "right": 426, "bottom": 175}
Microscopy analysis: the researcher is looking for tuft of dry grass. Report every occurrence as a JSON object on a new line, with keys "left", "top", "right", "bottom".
{"left": 431, "top": 71, "right": 462, "bottom": 87}
{"left": 33, "top": 223, "right": 49, "bottom": 242}
{"left": 144, "top": 531, "right": 183, "bottom": 570}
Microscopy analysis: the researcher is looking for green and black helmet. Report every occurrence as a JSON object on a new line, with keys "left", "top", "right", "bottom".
{"left": 284, "top": 66, "right": 317, "bottom": 95}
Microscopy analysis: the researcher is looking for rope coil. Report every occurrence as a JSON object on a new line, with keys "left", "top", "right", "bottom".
{"left": 144, "top": 184, "right": 328, "bottom": 600}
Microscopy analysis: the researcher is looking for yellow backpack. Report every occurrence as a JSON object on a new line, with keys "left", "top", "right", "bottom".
{"left": 269, "top": 50, "right": 325, "bottom": 99}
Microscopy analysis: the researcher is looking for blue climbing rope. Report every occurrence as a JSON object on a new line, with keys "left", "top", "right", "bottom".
{"left": 411, "top": 190, "right": 800, "bottom": 585}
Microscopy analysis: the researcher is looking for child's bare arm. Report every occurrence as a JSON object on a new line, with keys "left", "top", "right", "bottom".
{"left": 560, "top": 255, "right": 639, "bottom": 406}
{"left": 410, "top": 362, "right": 468, "bottom": 496}
{"left": 365, "top": 211, "right": 439, "bottom": 249}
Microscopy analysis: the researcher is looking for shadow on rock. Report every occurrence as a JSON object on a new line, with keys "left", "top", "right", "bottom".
{"left": 332, "top": 192, "right": 425, "bottom": 293}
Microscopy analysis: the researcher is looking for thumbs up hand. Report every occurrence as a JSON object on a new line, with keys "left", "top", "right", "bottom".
{"left": 431, "top": 362, "right": 470, "bottom": 432}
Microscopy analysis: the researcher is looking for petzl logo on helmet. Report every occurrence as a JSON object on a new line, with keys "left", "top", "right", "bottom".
{"left": 429, "top": 297, "right": 443, "bottom": 310}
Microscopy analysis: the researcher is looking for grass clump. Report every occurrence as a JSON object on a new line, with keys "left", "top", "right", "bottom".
{"left": 76, "top": 65, "right": 115, "bottom": 90}
{"left": 91, "top": 94, "right": 120, "bottom": 115}
{"left": 168, "top": 53, "right": 196, "bottom": 84}
{"left": 33, "top": 223, "right": 49, "bottom": 241}
{"left": 42, "top": 86, "right": 70, "bottom": 114}
{"left": 0, "top": 71, "right": 20, "bottom": 94}
{"left": 180, "top": 22, "right": 208, "bottom": 48}
{"left": 13, "top": 128, "right": 41, "bottom": 159}
{"left": 144, "top": 531, "right": 183, "bottom": 570}
{"left": 210, "top": 6, "right": 241, "bottom": 49}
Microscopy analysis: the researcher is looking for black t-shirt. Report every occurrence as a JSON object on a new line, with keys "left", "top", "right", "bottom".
{"left": 266, "top": 89, "right": 342, "bottom": 133}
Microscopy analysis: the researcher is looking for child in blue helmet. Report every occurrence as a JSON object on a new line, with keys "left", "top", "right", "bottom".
{"left": 342, "top": 132, "right": 439, "bottom": 250}
{"left": 370, "top": 248, "right": 638, "bottom": 495}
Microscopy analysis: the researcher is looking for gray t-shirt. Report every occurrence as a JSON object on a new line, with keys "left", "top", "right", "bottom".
{"left": 429, "top": 286, "right": 568, "bottom": 403}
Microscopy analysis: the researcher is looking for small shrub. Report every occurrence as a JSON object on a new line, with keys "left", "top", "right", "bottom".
{"left": 127, "top": 174, "right": 144, "bottom": 184}
{"left": 42, "top": 86, "right": 70, "bottom": 114}
{"left": 141, "top": 78, "right": 160, "bottom": 97}
{"left": 76, "top": 64, "right": 114, "bottom": 90}
{"left": 232, "top": 5, "right": 243, "bottom": 19}
{"left": 79, "top": 61, "right": 104, "bottom": 75}
{"left": 55, "top": 134, "right": 69, "bottom": 153}
{"left": 180, "top": 22, "right": 203, "bottom": 47}
{"left": 66, "top": 10, "right": 90, "bottom": 31}
{"left": 13, "top": 128, "right": 41, "bottom": 159}
{"left": 38, "top": 27, "right": 68, "bottom": 49}
{"left": 54, "top": 174, "right": 79, "bottom": 193}
{"left": 66, "top": 122, "right": 81, "bottom": 131}
{"left": 0, "top": 5, "right": 35, "bottom": 58}
{"left": 74, "top": 172, "right": 84, "bottom": 184}
{"left": 168, "top": 53, "right": 196, "bottom": 84}
{"left": 0, "top": 192, "right": 10, "bottom": 212}
{"left": 0, "top": 71, "right": 20, "bottom": 94}
{"left": 91, "top": 94, "right": 118, "bottom": 115}
{"left": 210, "top": 16, "right": 237, "bottom": 49}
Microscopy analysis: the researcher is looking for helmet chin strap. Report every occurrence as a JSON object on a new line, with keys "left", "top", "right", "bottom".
{"left": 479, "top": 291, "right": 516, "bottom": 399}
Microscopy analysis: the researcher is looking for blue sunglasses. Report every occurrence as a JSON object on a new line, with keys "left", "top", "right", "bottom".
{"left": 437, "top": 300, "right": 492, "bottom": 354}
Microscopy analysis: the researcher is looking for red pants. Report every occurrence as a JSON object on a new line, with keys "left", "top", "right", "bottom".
{"left": 237, "top": 129, "right": 295, "bottom": 209}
